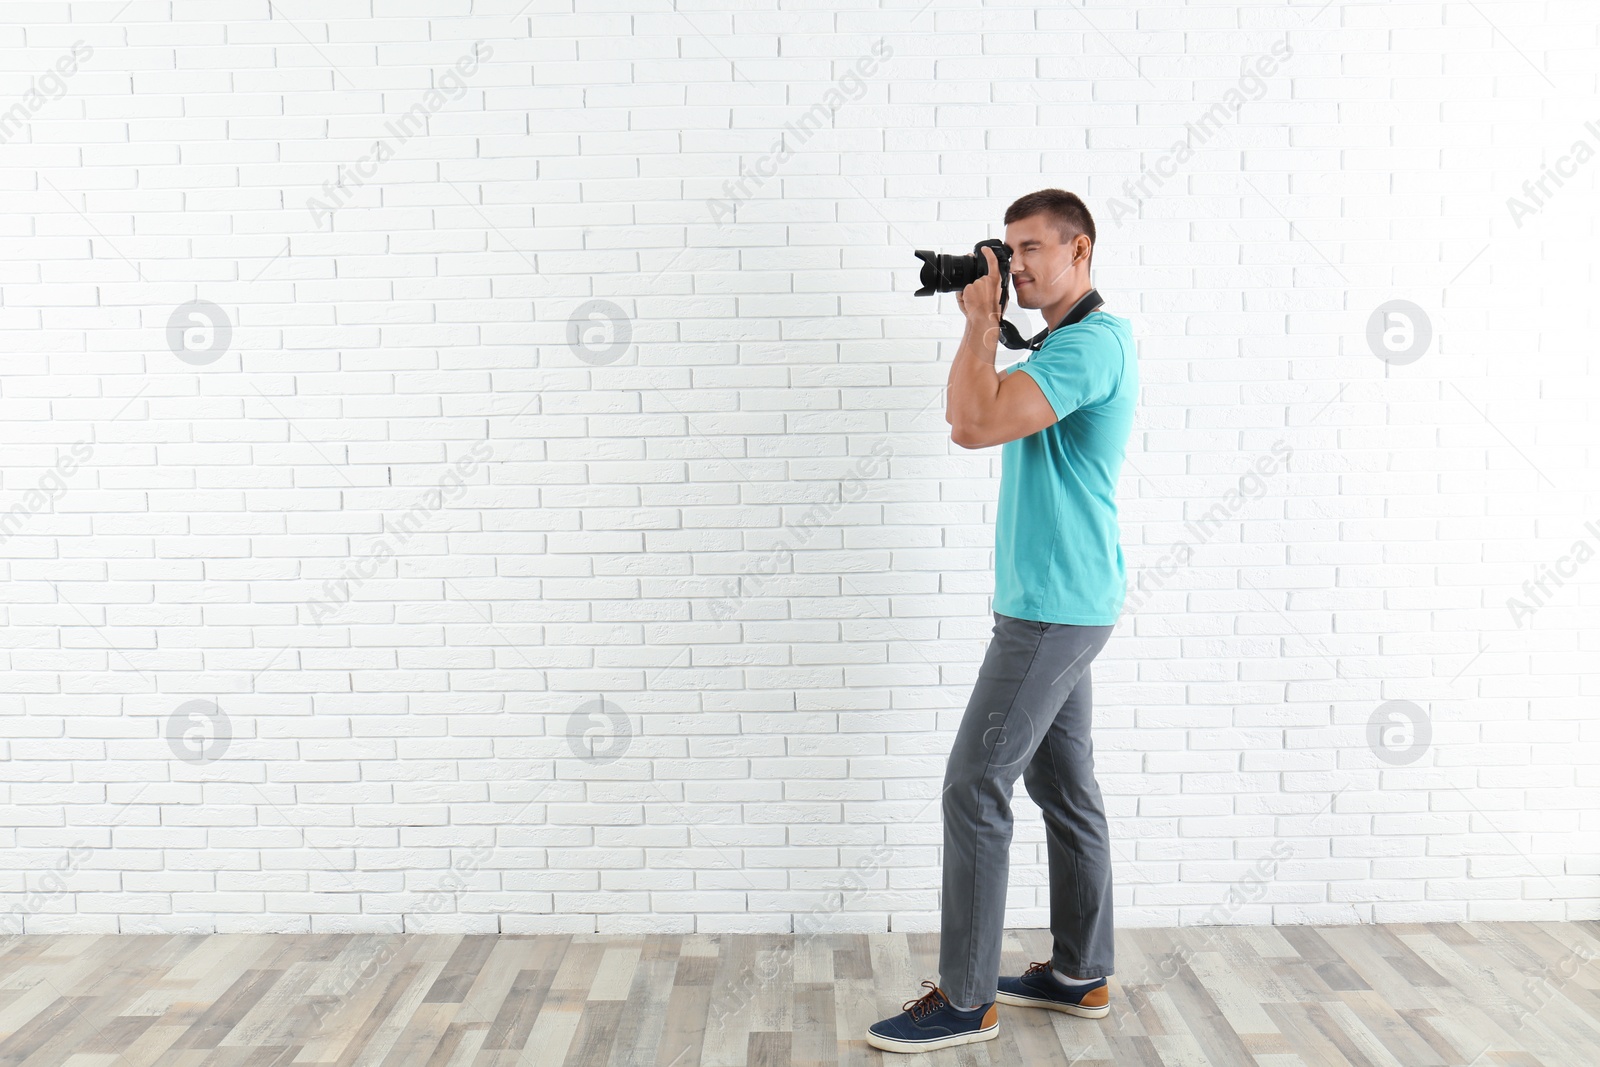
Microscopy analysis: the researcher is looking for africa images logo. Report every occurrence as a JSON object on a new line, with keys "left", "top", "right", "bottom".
{"left": 1505, "top": 117, "right": 1600, "bottom": 229}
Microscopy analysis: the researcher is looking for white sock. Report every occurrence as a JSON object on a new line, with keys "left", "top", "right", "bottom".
{"left": 1052, "top": 967, "right": 1096, "bottom": 986}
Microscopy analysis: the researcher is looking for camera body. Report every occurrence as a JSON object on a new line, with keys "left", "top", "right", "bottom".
{"left": 914, "top": 238, "right": 1014, "bottom": 311}
{"left": 911, "top": 235, "right": 1103, "bottom": 352}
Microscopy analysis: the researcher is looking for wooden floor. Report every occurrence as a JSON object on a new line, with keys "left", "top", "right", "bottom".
{"left": 1, "top": 922, "right": 1596, "bottom": 1066}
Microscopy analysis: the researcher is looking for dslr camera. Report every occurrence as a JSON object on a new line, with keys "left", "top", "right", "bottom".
{"left": 914, "top": 238, "right": 1014, "bottom": 310}
{"left": 913, "top": 237, "right": 1102, "bottom": 352}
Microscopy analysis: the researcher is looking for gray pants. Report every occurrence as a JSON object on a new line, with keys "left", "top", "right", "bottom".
{"left": 939, "top": 611, "right": 1116, "bottom": 1007}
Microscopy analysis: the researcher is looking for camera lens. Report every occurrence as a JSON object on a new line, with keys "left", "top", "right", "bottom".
{"left": 914, "top": 250, "right": 981, "bottom": 296}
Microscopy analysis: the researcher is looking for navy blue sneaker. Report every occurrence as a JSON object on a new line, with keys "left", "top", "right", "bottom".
{"left": 865, "top": 980, "right": 998, "bottom": 1054}
{"left": 995, "top": 961, "right": 1110, "bottom": 1018}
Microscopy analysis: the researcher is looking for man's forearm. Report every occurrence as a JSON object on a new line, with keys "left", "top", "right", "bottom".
{"left": 946, "top": 315, "right": 1002, "bottom": 439}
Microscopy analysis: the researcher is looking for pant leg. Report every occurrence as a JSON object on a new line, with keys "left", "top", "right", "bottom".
{"left": 1022, "top": 657, "right": 1116, "bottom": 979}
{"left": 939, "top": 613, "right": 1114, "bottom": 1007}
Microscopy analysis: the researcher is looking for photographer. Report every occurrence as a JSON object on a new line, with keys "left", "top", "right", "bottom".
{"left": 868, "top": 189, "right": 1138, "bottom": 1053}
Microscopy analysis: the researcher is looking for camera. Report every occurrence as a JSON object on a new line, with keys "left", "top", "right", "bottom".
{"left": 912, "top": 236, "right": 1103, "bottom": 352}
{"left": 913, "top": 238, "right": 1013, "bottom": 311}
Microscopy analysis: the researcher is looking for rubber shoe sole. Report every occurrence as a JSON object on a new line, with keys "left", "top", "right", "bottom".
{"left": 864, "top": 1008, "right": 999, "bottom": 1054}
{"left": 995, "top": 974, "right": 1111, "bottom": 1018}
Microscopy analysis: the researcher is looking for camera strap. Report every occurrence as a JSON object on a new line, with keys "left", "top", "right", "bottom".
{"left": 998, "top": 287, "right": 1104, "bottom": 351}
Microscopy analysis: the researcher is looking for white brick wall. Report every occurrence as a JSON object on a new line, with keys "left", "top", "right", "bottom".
{"left": 1, "top": 1, "right": 1596, "bottom": 935}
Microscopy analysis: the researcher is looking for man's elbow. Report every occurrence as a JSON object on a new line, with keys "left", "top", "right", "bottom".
{"left": 949, "top": 422, "right": 991, "bottom": 449}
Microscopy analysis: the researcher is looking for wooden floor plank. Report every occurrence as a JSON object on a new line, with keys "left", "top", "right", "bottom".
{"left": 0, "top": 922, "right": 1595, "bottom": 1065}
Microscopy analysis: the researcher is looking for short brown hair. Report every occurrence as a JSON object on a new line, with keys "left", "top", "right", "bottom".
{"left": 1004, "top": 188, "right": 1096, "bottom": 269}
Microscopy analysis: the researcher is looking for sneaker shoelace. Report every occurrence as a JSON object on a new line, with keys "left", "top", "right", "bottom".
{"left": 900, "top": 980, "right": 949, "bottom": 1020}
{"left": 1021, "top": 960, "right": 1054, "bottom": 979}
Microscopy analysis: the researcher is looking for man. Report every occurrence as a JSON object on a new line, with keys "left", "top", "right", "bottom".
{"left": 867, "top": 189, "right": 1137, "bottom": 1054}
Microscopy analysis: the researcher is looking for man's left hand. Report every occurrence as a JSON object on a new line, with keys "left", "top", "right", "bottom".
{"left": 955, "top": 245, "right": 1003, "bottom": 326}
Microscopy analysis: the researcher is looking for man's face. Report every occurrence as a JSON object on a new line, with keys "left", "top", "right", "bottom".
{"left": 1003, "top": 215, "right": 1081, "bottom": 310}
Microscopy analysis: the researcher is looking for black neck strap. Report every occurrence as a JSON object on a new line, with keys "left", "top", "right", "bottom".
{"left": 998, "top": 288, "right": 1104, "bottom": 351}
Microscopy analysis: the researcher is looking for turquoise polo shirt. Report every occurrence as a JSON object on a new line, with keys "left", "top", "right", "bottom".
{"left": 993, "top": 309, "right": 1137, "bottom": 625}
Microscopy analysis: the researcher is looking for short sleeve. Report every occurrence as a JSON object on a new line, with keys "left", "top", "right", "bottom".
{"left": 1010, "top": 324, "right": 1120, "bottom": 421}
